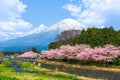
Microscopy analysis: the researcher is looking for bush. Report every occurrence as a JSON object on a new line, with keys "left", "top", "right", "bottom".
{"left": 4, "top": 61, "right": 11, "bottom": 67}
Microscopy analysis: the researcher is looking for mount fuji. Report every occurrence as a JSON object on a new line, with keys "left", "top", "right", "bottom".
{"left": 0, "top": 18, "right": 88, "bottom": 52}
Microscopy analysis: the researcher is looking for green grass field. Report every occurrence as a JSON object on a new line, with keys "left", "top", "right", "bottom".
{"left": 0, "top": 60, "right": 103, "bottom": 80}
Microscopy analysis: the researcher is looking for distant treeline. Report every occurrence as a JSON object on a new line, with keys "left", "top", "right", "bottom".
{"left": 3, "top": 52, "right": 22, "bottom": 55}
{"left": 49, "top": 27, "right": 120, "bottom": 49}
{"left": 2, "top": 47, "right": 39, "bottom": 55}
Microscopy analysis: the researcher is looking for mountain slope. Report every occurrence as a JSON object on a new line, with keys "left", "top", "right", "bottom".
{"left": 0, "top": 18, "right": 88, "bottom": 52}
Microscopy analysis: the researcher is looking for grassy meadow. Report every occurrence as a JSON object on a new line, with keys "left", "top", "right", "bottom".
{"left": 0, "top": 60, "right": 103, "bottom": 80}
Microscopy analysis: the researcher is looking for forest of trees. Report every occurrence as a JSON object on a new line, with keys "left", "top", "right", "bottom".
{"left": 49, "top": 27, "right": 120, "bottom": 49}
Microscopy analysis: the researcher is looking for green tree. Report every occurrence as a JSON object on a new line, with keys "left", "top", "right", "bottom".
{"left": 32, "top": 47, "right": 37, "bottom": 52}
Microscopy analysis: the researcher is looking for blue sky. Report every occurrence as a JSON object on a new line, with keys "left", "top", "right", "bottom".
{"left": 21, "top": 0, "right": 72, "bottom": 27}
{"left": 0, "top": 0, "right": 120, "bottom": 41}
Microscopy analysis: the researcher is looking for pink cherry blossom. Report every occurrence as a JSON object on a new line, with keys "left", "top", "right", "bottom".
{"left": 17, "top": 51, "right": 37, "bottom": 58}
{"left": 41, "top": 44, "right": 120, "bottom": 62}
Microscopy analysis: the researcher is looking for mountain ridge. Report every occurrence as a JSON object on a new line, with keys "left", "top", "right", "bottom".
{"left": 0, "top": 18, "right": 88, "bottom": 52}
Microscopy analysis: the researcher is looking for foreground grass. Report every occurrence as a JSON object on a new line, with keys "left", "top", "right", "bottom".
{"left": 0, "top": 60, "right": 103, "bottom": 80}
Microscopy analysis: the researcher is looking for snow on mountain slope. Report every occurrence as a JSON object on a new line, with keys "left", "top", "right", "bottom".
{"left": 47, "top": 18, "right": 88, "bottom": 32}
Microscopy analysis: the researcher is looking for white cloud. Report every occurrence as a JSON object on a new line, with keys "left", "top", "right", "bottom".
{"left": 0, "top": 0, "right": 26, "bottom": 21}
{"left": 0, "top": 0, "right": 35, "bottom": 41}
{"left": 0, "top": 19, "right": 32, "bottom": 32}
{"left": 63, "top": 4, "right": 81, "bottom": 17}
{"left": 63, "top": 0, "right": 120, "bottom": 27}
{"left": 0, "top": 23, "right": 47, "bottom": 41}
{"left": 27, "top": 24, "right": 48, "bottom": 35}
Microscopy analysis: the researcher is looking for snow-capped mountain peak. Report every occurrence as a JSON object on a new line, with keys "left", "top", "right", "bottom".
{"left": 47, "top": 18, "right": 88, "bottom": 32}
